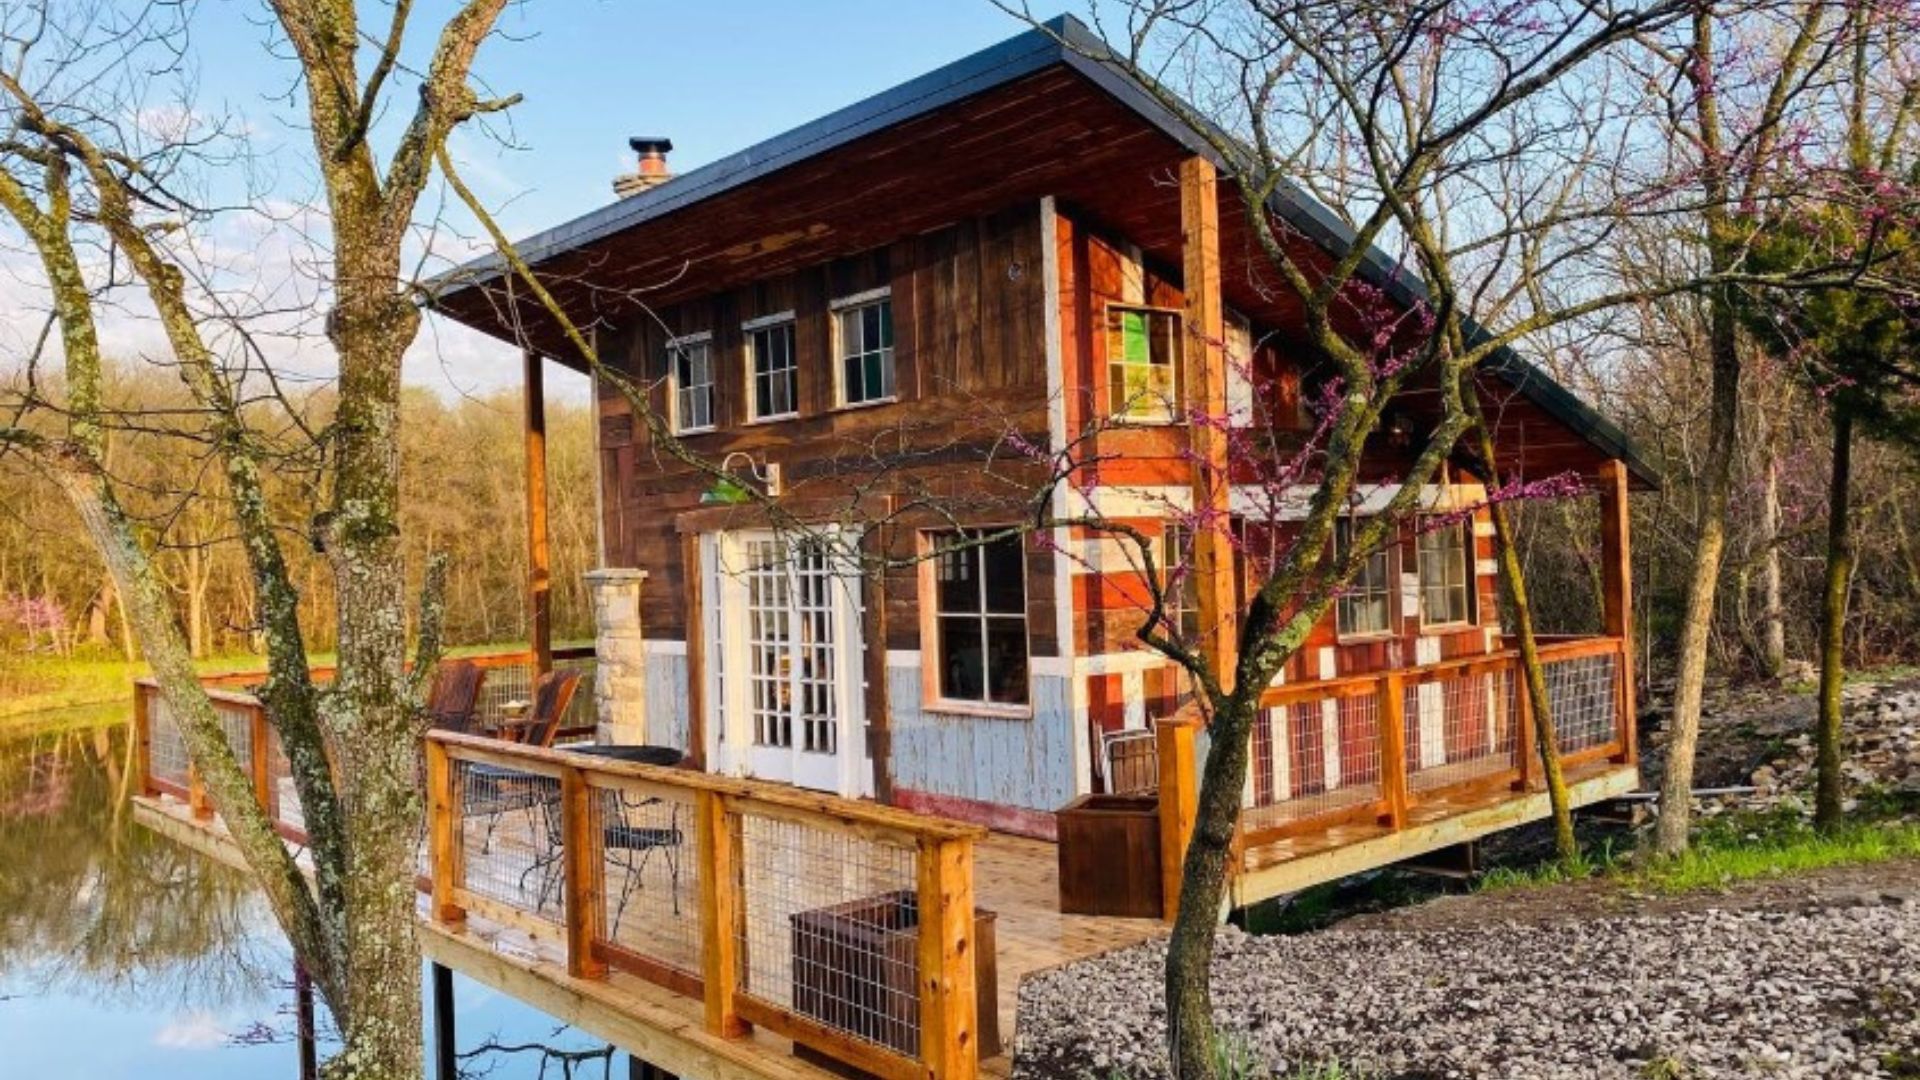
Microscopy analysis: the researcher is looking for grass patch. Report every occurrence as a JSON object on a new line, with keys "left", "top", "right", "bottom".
{"left": 1627, "top": 806, "right": 1920, "bottom": 893}
{"left": 1476, "top": 837, "right": 1624, "bottom": 892}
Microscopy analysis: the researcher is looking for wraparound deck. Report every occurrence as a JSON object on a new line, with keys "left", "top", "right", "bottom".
{"left": 130, "top": 632, "right": 1637, "bottom": 1080}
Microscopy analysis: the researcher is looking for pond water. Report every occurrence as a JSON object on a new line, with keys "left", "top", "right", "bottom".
{"left": 0, "top": 707, "right": 619, "bottom": 1079}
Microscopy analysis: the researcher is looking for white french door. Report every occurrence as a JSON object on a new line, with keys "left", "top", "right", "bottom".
{"left": 703, "top": 530, "right": 867, "bottom": 797}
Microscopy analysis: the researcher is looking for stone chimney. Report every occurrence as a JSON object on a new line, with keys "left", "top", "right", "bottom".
{"left": 613, "top": 136, "right": 673, "bottom": 198}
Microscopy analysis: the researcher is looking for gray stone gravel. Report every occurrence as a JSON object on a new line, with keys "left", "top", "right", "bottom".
{"left": 1014, "top": 894, "right": 1920, "bottom": 1079}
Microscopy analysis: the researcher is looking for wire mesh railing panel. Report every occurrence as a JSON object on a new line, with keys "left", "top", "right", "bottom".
{"left": 452, "top": 758, "right": 565, "bottom": 925}
{"left": 1406, "top": 666, "right": 1517, "bottom": 793}
{"left": 737, "top": 812, "right": 923, "bottom": 1057}
{"left": 1544, "top": 651, "right": 1619, "bottom": 753}
{"left": 1243, "top": 688, "right": 1383, "bottom": 831}
{"left": 147, "top": 692, "right": 191, "bottom": 791}
{"left": 214, "top": 701, "right": 256, "bottom": 777}
{"left": 589, "top": 779, "right": 701, "bottom": 980}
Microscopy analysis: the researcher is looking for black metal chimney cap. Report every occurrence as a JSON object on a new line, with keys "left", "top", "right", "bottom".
{"left": 629, "top": 136, "right": 673, "bottom": 155}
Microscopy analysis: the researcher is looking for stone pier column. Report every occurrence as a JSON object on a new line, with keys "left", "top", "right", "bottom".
{"left": 585, "top": 568, "right": 648, "bottom": 744}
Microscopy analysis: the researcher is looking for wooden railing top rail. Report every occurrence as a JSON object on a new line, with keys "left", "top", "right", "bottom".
{"left": 428, "top": 730, "right": 988, "bottom": 845}
{"left": 1255, "top": 634, "right": 1624, "bottom": 710}
{"left": 160, "top": 643, "right": 599, "bottom": 691}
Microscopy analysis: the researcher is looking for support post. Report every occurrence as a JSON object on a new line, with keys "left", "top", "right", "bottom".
{"left": 1513, "top": 660, "right": 1539, "bottom": 791}
{"left": 432, "top": 962, "right": 458, "bottom": 1080}
{"left": 250, "top": 704, "right": 272, "bottom": 818}
{"left": 863, "top": 529, "right": 894, "bottom": 804}
{"left": 525, "top": 348, "right": 553, "bottom": 677}
{"left": 696, "top": 789, "right": 749, "bottom": 1037}
{"left": 188, "top": 762, "right": 212, "bottom": 821}
{"left": 424, "top": 736, "right": 465, "bottom": 924}
{"left": 1597, "top": 460, "right": 1636, "bottom": 764}
{"left": 1179, "top": 155, "right": 1236, "bottom": 692}
{"left": 132, "top": 682, "right": 155, "bottom": 797}
{"left": 587, "top": 568, "right": 649, "bottom": 746}
{"left": 1377, "top": 673, "right": 1411, "bottom": 828}
{"left": 561, "top": 765, "right": 609, "bottom": 979}
{"left": 294, "top": 961, "right": 318, "bottom": 1080}
{"left": 1155, "top": 713, "right": 1200, "bottom": 921}
{"left": 917, "top": 834, "right": 979, "bottom": 1080}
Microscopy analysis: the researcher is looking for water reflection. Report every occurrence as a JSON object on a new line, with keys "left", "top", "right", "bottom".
{"left": 0, "top": 708, "right": 619, "bottom": 1079}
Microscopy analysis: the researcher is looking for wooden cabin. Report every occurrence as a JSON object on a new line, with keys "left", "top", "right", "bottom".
{"left": 431, "top": 15, "right": 1649, "bottom": 904}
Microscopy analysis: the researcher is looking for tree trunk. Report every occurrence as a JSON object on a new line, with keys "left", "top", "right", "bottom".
{"left": 1164, "top": 693, "right": 1256, "bottom": 1080}
{"left": 1467, "top": 390, "right": 1576, "bottom": 863}
{"left": 1815, "top": 407, "right": 1853, "bottom": 830}
{"left": 1761, "top": 458, "right": 1788, "bottom": 677}
{"left": 1654, "top": 289, "right": 1743, "bottom": 856}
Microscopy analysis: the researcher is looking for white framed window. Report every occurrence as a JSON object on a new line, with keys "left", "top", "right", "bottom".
{"left": 1334, "top": 518, "right": 1395, "bottom": 638}
{"left": 925, "top": 528, "right": 1029, "bottom": 708}
{"left": 1106, "top": 305, "right": 1181, "bottom": 422}
{"left": 667, "top": 333, "right": 714, "bottom": 433}
{"left": 744, "top": 313, "right": 798, "bottom": 421}
{"left": 1162, "top": 523, "right": 1201, "bottom": 641}
{"left": 833, "top": 288, "right": 895, "bottom": 406}
{"left": 1416, "top": 517, "right": 1476, "bottom": 627}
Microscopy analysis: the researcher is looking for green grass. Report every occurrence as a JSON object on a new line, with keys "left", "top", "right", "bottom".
{"left": 1627, "top": 805, "right": 1920, "bottom": 893}
{"left": 1476, "top": 804, "right": 1920, "bottom": 896}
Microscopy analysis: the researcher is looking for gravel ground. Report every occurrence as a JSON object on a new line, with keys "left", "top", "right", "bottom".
{"left": 1015, "top": 890, "right": 1920, "bottom": 1079}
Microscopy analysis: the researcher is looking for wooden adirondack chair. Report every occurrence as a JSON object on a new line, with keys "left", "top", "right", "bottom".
{"left": 509, "top": 668, "right": 582, "bottom": 748}
{"left": 423, "top": 660, "right": 487, "bottom": 734}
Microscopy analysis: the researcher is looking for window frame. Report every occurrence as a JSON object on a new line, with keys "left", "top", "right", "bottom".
{"left": 742, "top": 311, "right": 799, "bottom": 423}
{"left": 918, "top": 527, "right": 1032, "bottom": 718}
{"left": 665, "top": 331, "right": 715, "bottom": 435}
{"left": 1415, "top": 516, "right": 1478, "bottom": 630}
{"left": 830, "top": 287, "right": 897, "bottom": 410}
{"left": 1332, "top": 517, "right": 1397, "bottom": 641}
{"left": 1161, "top": 523, "right": 1201, "bottom": 642}
{"left": 1103, "top": 302, "right": 1184, "bottom": 425}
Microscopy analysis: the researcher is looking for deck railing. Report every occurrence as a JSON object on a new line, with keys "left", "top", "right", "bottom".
{"left": 131, "top": 675, "right": 987, "bottom": 1080}
{"left": 1152, "top": 635, "right": 1634, "bottom": 912}
{"left": 425, "top": 732, "right": 985, "bottom": 1080}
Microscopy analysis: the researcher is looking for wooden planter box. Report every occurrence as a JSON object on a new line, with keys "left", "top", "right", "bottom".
{"left": 1056, "top": 793, "right": 1163, "bottom": 918}
{"left": 790, "top": 889, "right": 1001, "bottom": 1065}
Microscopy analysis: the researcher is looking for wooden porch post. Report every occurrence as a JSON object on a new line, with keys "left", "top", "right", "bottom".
{"left": 525, "top": 348, "right": 554, "bottom": 676}
{"left": 1155, "top": 712, "right": 1201, "bottom": 921}
{"left": 1180, "top": 155, "right": 1236, "bottom": 692}
{"left": 1597, "top": 459, "right": 1636, "bottom": 764}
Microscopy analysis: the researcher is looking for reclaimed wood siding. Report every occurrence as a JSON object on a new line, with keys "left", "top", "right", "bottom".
{"left": 595, "top": 204, "right": 1054, "bottom": 643}
{"left": 888, "top": 666, "right": 1078, "bottom": 814}
{"left": 643, "top": 645, "right": 691, "bottom": 752}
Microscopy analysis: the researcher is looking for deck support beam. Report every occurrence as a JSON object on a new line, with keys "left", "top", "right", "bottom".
{"left": 1179, "top": 155, "right": 1235, "bottom": 692}
{"left": 1597, "top": 459, "right": 1636, "bottom": 764}
{"left": 433, "top": 961, "right": 458, "bottom": 1080}
{"left": 525, "top": 348, "right": 554, "bottom": 676}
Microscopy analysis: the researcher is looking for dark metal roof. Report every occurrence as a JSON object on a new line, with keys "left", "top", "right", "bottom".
{"left": 433, "top": 14, "right": 1654, "bottom": 487}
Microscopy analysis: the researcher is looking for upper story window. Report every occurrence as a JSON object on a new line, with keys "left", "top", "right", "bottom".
{"left": 745, "top": 314, "right": 798, "bottom": 421}
{"left": 1417, "top": 518, "right": 1476, "bottom": 627}
{"left": 927, "top": 528, "right": 1029, "bottom": 707}
{"left": 1335, "top": 518, "right": 1394, "bottom": 638}
{"left": 1107, "top": 306, "right": 1182, "bottom": 423}
{"left": 833, "top": 289, "right": 895, "bottom": 406}
{"left": 667, "top": 333, "right": 714, "bottom": 434}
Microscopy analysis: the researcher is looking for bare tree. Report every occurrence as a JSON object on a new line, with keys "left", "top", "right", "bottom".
{"left": 0, "top": 1, "right": 518, "bottom": 1074}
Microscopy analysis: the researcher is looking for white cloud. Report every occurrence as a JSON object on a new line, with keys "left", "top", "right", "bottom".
{"left": 153, "top": 1010, "right": 228, "bottom": 1050}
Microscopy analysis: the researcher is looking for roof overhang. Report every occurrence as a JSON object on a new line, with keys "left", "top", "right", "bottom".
{"left": 429, "top": 15, "right": 1655, "bottom": 490}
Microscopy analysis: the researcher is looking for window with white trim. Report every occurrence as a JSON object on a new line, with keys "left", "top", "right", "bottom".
{"left": 1334, "top": 518, "right": 1394, "bottom": 637}
{"left": 1106, "top": 306, "right": 1181, "bottom": 422}
{"left": 668, "top": 335, "right": 713, "bottom": 433}
{"left": 746, "top": 318, "right": 798, "bottom": 420}
{"left": 1416, "top": 518, "right": 1476, "bottom": 626}
{"left": 1162, "top": 523, "right": 1201, "bottom": 641}
{"left": 928, "top": 529, "right": 1029, "bottom": 706}
{"left": 834, "top": 292, "right": 895, "bottom": 406}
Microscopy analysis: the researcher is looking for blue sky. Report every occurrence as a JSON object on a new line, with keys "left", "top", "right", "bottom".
{"left": 168, "top": 2, "right": 1095, "bottom": 402}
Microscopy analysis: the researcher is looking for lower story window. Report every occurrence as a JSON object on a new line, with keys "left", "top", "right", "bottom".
{"left": 1417, "top": 517, "right": 1476, "bottom": 626}
{"left": 1335, "top": 518, "right": 1394, "bottom": 636}
{"left": 928, "top": 528, "right": 1029, "bottom": 706}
